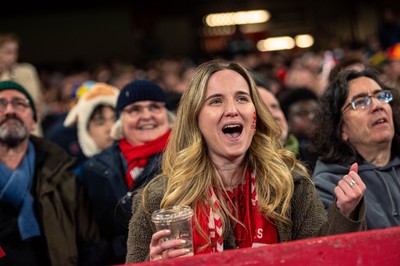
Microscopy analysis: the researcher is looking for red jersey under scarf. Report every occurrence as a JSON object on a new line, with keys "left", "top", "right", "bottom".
{"left": 119, "top": 130, "right": 171, "bottom": 189}
{"left": 193, "top": 168, "right": 278, "bottom": 254}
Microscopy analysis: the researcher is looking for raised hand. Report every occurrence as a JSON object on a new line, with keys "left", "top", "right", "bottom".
{"left": 334, "top": 163, "right": 366, "bottom": 217}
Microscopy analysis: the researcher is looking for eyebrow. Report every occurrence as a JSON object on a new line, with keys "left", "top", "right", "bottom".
{"left": 204, "top": 90, "right": 251, "bottom": 102}
{"left": 349, "top": 89, "right": 383, "bottom": 100}
{"left": 0, "top": 97, "right": 28, "bottom": 101}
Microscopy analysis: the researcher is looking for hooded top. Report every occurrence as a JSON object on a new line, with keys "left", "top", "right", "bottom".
{"left": 313, "top": 157, "right": 400, "bottom": 229}
{"left": 64, "top": 81, "right": 119, "bottom": 157}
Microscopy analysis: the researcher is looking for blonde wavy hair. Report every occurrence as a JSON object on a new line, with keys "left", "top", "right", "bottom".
{"left": 144, "top": 59, "right": 309, "bottom": 246}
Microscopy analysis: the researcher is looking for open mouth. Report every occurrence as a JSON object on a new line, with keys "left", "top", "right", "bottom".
{"left": 372, "top": 118, "right": 387, "bottom": 126}
{"left": 222, "top": 124, "right": 243, "bottom": 138}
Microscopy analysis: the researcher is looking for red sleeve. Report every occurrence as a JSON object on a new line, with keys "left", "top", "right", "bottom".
{"left": 0, "top": 246, "right": 5, "bottom": 258}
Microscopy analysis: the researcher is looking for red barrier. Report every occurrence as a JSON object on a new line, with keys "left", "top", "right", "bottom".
{"left": 125, "top": 226, "right": 400, "bottom": 266}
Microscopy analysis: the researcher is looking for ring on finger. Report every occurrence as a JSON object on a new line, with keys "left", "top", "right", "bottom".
{"left": 151, "top": 254, "right": 162, "bottom": 261}
{"left": 349, "top": 179, "right": 356, "bottom": 187}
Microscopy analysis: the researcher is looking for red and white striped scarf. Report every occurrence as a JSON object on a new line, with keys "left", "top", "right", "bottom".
{"left": 193, "top": 168, "right": 278, "bottom": 254}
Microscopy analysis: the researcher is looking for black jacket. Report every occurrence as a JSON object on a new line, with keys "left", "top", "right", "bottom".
{"left": 0, "top": 136, "right": 100, "bottom": 266}
{"left": 81, "top": 141, "right": 163, "bottom": 265}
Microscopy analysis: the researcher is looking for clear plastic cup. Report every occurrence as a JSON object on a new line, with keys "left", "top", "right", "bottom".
{"left": 151, "top": 205, "right": 194, "bottom": 256}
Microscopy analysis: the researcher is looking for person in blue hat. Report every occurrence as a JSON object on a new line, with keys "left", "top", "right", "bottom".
{"left": 81, "top": 79, "right": 175, "bottom": 265}
{"left": 0, "top": 80, "right": 101, "bottom": 266}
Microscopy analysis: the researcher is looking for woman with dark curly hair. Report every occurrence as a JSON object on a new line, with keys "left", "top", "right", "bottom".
{"left": 311, "top": 66, "right": 400, "bottom": 229}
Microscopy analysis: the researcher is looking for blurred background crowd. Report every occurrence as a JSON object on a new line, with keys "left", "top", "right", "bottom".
{"left": 1, "top": 0, "right": 400, "bottom": 164}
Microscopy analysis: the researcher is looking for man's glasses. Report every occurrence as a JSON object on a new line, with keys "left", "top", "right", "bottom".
{"left": 0, "top": 98, "right": 31, "bottom": 113}
{"left": 342, "top": 90, "right": 393, "bottom": 112}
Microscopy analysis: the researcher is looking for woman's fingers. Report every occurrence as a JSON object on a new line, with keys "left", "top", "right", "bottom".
{"left": 149, "top": 230, "right": 191, "bottom": 260}
{"left": 149, "top": 230, "right": 170, "bottom": 260}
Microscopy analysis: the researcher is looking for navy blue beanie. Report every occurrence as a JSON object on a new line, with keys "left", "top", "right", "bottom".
{"left": 116, "top": 79, "right": 170, "bottom": 117}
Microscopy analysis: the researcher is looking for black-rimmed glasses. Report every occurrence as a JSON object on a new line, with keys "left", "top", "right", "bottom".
{"left": 342, "top": 90, "right": 393, "bottom": 112}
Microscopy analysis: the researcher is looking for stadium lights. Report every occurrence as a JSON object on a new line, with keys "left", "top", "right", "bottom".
{"left": 257, "top": 34, "right": 314, "bottom": 51}
{"left": 295, "top": 34, "right": 314, "bottom": 48}
{"left": 257, "top": 36, "right": 295, "bottom": 52}
{"left": 204, "top": 10, "right": 270, "bottom": 27}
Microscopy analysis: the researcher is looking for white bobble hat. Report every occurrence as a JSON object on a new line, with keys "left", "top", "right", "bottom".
{"left": 64, "top": 82, "right": 119, "bottom": 157}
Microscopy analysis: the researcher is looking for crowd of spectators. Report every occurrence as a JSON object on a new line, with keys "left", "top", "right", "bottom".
{"left": 1, "top": 11, "right": 400, "bottom": 263}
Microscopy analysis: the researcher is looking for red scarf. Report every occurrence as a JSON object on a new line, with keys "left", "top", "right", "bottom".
{"left": 0, "top": 246, "right": 5, "bottom": 258}
{"left": 193, "top": 168, "right": 278, "bottom": 254}
{"left": 119, "top": 130, "right": 170, "bottom": 189}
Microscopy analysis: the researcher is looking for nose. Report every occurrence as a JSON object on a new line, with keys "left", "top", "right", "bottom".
{"left": 140, "top": 107, "right": 152, "bottom": 118}
{"left": 3, "top": 102, "right": 16, "bottom": 113}
{"left": 224, "top": 100, "right": 238, "bottom": 116}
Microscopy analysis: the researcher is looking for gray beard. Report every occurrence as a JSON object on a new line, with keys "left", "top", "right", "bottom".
{"left": 0, "top": 117, "right": 29, "bottom": 148}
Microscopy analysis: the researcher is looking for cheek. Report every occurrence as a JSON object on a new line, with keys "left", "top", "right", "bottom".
{"left": 341, "top": 120, "right": 351, "bottom": 141}
{"left": 198, "top": 108, "right": 214, "bottom": 126}
{"left": 122, "top": 116, "right": 137, "bottom": 128}
{"left": 155, "top": 113, "right": 170, "bottom": 125}
{"left": 87, "top": 124, "right": 95, "bottom": 136}
{"left": 24, "top": 116, "right": 36, "bottom": 132}
{"left": 198, "top": 115, "right": 208, "bottom": 136}
{"left": 122, "top": 121, "right": 134, "bottom": 136}
{"left": 88, "top": 124, "right": 101, "bottom": 138}
{"left": 29, "top": 125, "right": 36, "bottom": 133}
{"left": 251, "top": 111, "right": 257, "bottom": 129}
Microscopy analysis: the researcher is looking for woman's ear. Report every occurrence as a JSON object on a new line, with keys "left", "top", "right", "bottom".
{"left": 341, "top": 123, "right": 349, "bottom": 141}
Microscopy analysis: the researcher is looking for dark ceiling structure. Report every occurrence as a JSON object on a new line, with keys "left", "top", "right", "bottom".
{"left": 1, "top": 0, "right": 399, "bottom": 67}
